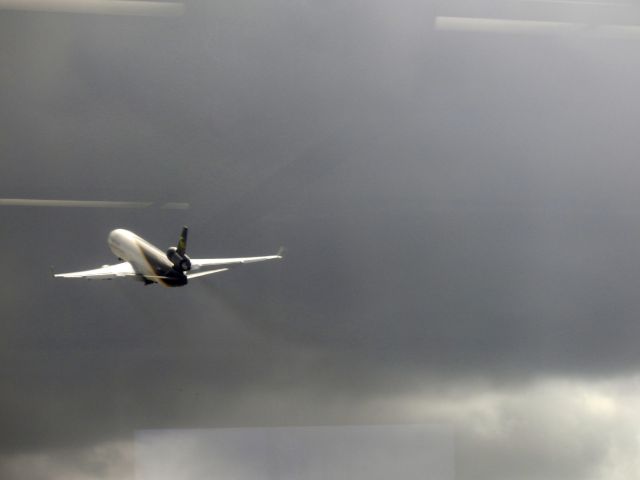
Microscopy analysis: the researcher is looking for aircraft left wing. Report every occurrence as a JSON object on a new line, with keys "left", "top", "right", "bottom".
{"left": 53, "top": 262, "right": 137, "bottom": 280}
{"left": 189, "top": 252, "right": 283, "bottom": 272}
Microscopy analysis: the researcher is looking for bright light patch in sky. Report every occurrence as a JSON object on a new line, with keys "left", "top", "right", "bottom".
{"left": 435, "top": 16, "right": 640, "bottom": 37}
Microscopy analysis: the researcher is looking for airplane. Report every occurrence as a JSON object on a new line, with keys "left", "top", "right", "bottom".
{"left": 53, "top": 227, "right": 282, "bottom": 287}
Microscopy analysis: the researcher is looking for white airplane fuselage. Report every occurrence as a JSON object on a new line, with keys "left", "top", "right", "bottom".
{"left": 107, "top": 229, "right": 187, "bottom": 286}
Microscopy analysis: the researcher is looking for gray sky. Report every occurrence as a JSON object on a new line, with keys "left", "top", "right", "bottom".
{"left": 2, "top": 1, "right": 640, "bottom": 478}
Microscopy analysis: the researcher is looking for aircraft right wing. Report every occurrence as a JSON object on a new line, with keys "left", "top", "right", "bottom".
{"left": 53, "top": 262, "right": 137, "bottom": 280}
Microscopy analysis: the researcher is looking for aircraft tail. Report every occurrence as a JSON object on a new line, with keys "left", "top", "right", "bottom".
{"left": 177, "top": 226, "right": 188, "bottom": 255}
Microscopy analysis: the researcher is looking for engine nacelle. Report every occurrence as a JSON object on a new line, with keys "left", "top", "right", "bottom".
{"left": 166, "top": 246, "right": 191, "bottom": 271}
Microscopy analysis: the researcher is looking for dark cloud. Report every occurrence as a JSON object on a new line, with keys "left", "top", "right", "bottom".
{"left": 2, "top": 1, "right": 640, "bottom": 478}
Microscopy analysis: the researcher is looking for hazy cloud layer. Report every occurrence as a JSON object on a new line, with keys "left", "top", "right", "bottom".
{"left": 136, "top": 425, "right": 454, "bottom": 480}
{"left": 2, "top": 0, "right": 640, "bottom": 478}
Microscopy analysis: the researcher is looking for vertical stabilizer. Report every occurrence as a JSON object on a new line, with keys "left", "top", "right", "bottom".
{"left": 177, "top": 226, "right": 188, "bottom": 255}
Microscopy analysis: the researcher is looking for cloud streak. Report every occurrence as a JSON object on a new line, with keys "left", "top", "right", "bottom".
{"left": 0, "top": 0, "right": 184, "bottom": 16}
{"left": 0, "top": 199, "right": 188, "bottom": 209}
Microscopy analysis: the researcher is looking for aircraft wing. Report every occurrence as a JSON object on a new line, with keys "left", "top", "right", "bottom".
{"left": 189, "top": 253, "right": 283, "bottom": 272}
{"left": 53, "top": 262, "right": 137, "bottom": 280}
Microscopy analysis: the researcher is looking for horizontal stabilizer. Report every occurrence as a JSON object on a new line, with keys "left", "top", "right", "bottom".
{"left": 187, "top": 268, "right": 229, "bottom": 279}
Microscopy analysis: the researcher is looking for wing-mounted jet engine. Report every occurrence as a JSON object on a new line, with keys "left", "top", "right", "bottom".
{"left": 166, "top": 226, "right": 191, "bottom": 271}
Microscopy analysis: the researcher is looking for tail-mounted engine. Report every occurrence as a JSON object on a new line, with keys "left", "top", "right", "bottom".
{"left": 166, "top": 226, "right": 191, "bottom": 271}
{"left": 167, "top": 247, "right": 191, "bottom": 271}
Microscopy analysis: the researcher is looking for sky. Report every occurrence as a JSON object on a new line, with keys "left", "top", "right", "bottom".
{"left": 135, "top": 425, "right": 454, "bottom": 479}
{"left": 2, "top": 0, "right": 640, "bottom": 478}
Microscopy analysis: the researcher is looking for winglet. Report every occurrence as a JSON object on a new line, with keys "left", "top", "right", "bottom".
{"left": 50, "top": 265, "right": 56, "bottom": 278}
{"left": 276, "top": 246, "right": 286, "bottom": 258}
